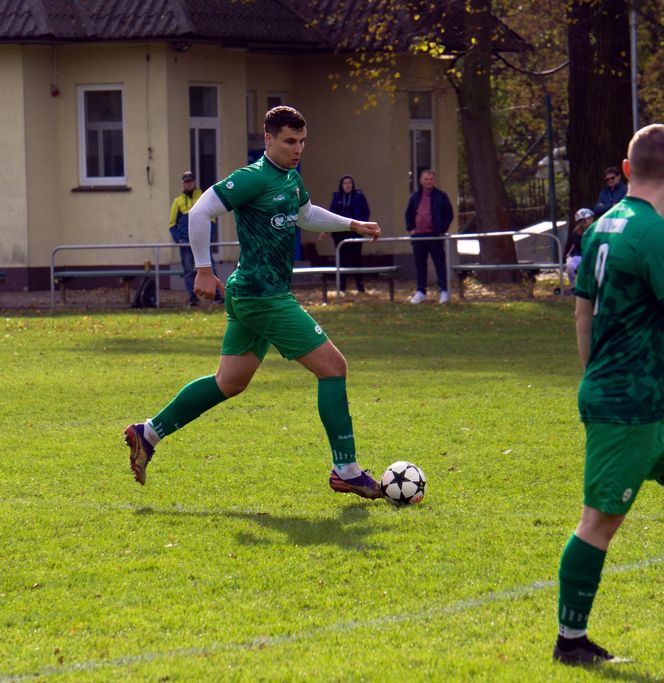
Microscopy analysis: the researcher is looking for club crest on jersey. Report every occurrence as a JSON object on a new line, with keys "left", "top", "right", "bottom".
{"left": 225, "top": 181, "right": 234, "bottom": 189}
{"left": 270, "top": 213, "right": 298, "bottom": 230}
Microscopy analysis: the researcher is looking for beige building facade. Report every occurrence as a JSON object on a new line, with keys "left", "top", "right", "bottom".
{"left": 0, "top": 41, "right": 458, "bottom": 290}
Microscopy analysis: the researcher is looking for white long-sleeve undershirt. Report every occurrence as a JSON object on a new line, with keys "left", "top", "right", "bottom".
{"left": 188, "top": 188, "right": 355, "bottom": 268}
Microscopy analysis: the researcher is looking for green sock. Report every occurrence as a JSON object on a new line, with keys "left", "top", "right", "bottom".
{"left": 558, "top": 533, "right": 606, "bottom": 630}
{"left": 150, "top": 375, "right": 227, "bottom": 438}
{"left": 318, "top": 377, "right": 356, "bottom": 468}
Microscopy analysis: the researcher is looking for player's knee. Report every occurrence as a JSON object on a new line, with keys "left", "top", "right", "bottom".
{"left": 215, "top": 372, "right": 248, "bottom": 397}
{"left": 324, "top": 354, "right": 347, "bottom": 378}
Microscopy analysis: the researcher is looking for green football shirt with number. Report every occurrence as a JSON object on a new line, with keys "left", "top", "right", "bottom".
{"left": 213, "top": 154, "right": 309, "bottom": 297}
{"left": 575, "top": 196, "right": 664, "bottom": 424}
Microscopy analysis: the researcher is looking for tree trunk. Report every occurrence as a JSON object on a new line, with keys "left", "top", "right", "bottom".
{"left": 567, "top": 0, "right": 632, "bottom": 248}
{"left": 458, "top": 0, "right": 517, "bottom": 274}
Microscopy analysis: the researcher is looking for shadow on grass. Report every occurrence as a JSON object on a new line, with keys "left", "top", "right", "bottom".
{"left": 134, "top": 504, "right": 383, "bottom": 551}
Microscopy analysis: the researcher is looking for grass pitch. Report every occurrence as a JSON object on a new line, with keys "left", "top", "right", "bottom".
{"left": 1, "top": 300, "right": 662, "bottom": 682}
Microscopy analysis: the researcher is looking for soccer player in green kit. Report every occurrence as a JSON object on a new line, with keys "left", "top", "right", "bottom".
{"left": 554, "top": 124, "right": 664, "bottom": 665}
{"left": 124, "top": 106, "right": 383, "bottom": 499}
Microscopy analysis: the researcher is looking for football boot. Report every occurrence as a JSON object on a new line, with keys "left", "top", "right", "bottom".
{"left": 329, "top": 469, "right": 382, "bottom": 499}
{"left": 124, "top": 423, "right": 154, "bottom": 486}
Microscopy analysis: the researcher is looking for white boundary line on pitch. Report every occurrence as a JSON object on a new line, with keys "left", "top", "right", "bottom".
{"left": 1, "top": 555, "right": 663, "bottom": 682}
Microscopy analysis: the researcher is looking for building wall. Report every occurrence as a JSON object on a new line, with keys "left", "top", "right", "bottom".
{"left": 51, "top": 43, "right": 171, "bottom": 266}
{"left": 167, "top": 44, "right": 248, "bottom": 256}
{"left": 1, "top": 41, "right": 458, "bottom": 285}
{"left": 23, "top": 46, "right": 63, "bottom": 269}
{"left": 292, "top": 54, "right": 458, "bottom": 259}
{"left": 0, "top": 46, "right": 28, "bottom": 271}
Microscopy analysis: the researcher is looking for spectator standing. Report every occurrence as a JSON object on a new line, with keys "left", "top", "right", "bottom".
{"left": 323, "top": 175, "right": 370, "bottom": 292}
{"left": 565, "top": 208, "right": 594, "bottom": 292}
{"left": 405, "top": 169, "right": 453, "bottom": 304}
{"left": 593, "top": 166, "right": 627, "bottom": 217}
{"left": 169, "top": 171, "right": 222, "bottom": 306}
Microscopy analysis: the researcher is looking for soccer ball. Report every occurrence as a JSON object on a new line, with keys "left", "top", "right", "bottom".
{"left": 380, "top": 461, "right": 426, "bottom": 505}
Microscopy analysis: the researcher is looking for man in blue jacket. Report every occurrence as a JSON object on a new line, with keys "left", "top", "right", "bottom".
{"left": 593, "top": 166, "right": 627, "bottom": 217}
{"left": 405, "top": 169, "right": 454, "bottom": 304}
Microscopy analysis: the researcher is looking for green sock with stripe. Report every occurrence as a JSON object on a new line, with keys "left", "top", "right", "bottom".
{"left": 558, "top": 533, "right": 606, "bottom": 632}
{"left": 318, "top": 377, "right": 358, "bottom": 475}
{"left": 149, "top": 374, "right": 227, "bottom": 438}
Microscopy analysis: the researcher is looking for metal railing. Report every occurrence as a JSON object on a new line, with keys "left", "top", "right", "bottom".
{"left": 50, "top": 229, "right": 563, "bottom": 309}
{"left": 335, "top": 229, "right": 564, "bottom": 301}
{"left": 50, "top": 241, "right": 238, "bottom": 309}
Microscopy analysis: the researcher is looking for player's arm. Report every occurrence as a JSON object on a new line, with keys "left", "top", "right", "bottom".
{"left": 297, "top": 201, "right": 381, "bottom": 241}
{"left": 189, "top": 187, "right": 227, "bottom": 299}
{"left": 575, "top": 296, "right": 593, "bottom": 369}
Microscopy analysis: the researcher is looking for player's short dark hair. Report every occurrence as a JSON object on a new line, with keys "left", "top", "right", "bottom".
{"left": 628, "top": 124, "right": 664, "bottom": 182}
{"left": 264, "top": 106, "right": 306, "bottom": 136}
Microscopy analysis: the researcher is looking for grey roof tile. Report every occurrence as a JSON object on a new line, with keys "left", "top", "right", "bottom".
{"left": 0, "top": 0, "right": 527, "bottom": 53}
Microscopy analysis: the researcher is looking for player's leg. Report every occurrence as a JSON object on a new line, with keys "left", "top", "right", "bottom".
{"left": 124, "top": 369, "right": 231, "bottom": 485}
{"left": 124, "top": 292, "right": 267, "bottom": 485}
{"left": 297, "top": 340, "right": 381, "bottom": 499}
{"left": 554, "top": 421, "right": 659, "bottom": 665}
{"left": 554, "top": 506, "right": 627, "bottom": 665}
{"left": 251, "top": 292, "right": 379, "bottom": 499}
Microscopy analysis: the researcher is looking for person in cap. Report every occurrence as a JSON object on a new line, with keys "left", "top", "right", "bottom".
{"left": 565, "top": 208, "right": 594, "bottom": 293}
{"left": 169, "top": 172, "right": 223, "bottom": 306}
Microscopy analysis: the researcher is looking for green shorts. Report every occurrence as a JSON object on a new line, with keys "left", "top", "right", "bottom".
{"left": 584, "top": 421, "right": 664, "bottom": 514}
{"left": 221, "top": 291, "right": 328, "bottom": 361}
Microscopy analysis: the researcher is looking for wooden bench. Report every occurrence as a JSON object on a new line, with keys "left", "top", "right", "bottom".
{"left": 53, "top": 268, "right": 183, "bottom": 303}
{"left": 450, "top": 262, "right": 563, "bottom": 299}
{"left": 292, "top": 266, "right": 401, "bottom": 303}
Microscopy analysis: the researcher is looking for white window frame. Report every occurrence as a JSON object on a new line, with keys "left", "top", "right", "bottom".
{"left": 77, "top": 84, "right": 126, "bottom": 186}
{"left": 189, "top": 83, "right": 221, "bottom": 190}
{"left": 408, "top": 92, "right": 435, "bottom": 192}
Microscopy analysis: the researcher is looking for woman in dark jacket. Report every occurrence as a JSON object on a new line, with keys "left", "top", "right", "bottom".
{"left": 326, "top": 175, "right": 371, "bottom": 292}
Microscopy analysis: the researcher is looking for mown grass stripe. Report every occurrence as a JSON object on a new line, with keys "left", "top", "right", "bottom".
{"left": 2, "top": 555, "right": 662, "bottom": 682}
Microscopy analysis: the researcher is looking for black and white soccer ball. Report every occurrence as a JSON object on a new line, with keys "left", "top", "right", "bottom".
{"left": 380, "top": 461, "right": 426, "bottom": 505}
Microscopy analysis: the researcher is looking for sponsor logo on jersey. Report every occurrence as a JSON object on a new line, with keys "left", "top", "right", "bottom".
{"left": 273, "top": 194, "right": 286, "bottom": 202}
{"left": 596, "top": 217, "right": 627, "bottom": 234}
{"left": 226, "top": 181, "right": 234, "bottom": 189}
{"left": 270, "top": 213, "right": 298, "bottom": 230}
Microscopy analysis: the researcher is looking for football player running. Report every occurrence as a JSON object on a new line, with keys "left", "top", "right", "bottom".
{"left": 124, "top": 106, "right": 383, "bottom": 500}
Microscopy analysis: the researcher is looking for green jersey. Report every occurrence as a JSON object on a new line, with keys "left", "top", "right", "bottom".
{"left": 576, "top": 196, "right": 664, "bottom": 424}
{"left": 213, "top": 154, "right": 309, "bottom": 297}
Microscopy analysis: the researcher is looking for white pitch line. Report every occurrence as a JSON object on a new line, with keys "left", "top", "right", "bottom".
{"left": 1, "top": 555, "right": 662, "bottom": 682}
